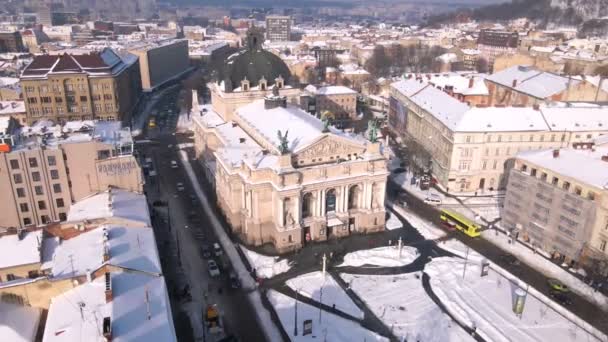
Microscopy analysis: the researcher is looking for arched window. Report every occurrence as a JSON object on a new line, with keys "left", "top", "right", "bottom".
{"left": 348, "top": 185, "right": 360, "bottom": 210}
{"left": 302, "top": 193, "right": 313, "bottom": 218}
{"left": 325, "top": 189, "right": 336, "bottom": 214}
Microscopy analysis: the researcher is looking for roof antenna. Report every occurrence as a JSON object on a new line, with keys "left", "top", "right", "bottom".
{"left": 145, "top": 286, "right": 151, "bottom": 320}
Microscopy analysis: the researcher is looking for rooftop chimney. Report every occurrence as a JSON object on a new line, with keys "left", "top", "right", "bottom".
{"left": 468, "top": 78, "right": 474, "bottom": 89}
{"left": 512, "top": 79, "right": 518, "bottom": 87}
{"left": 104, "top": 272, "right": 113, "bottom": 303}
{"left": 264, "top": 95, "right": 287, "bottom": 110}
{"left": 533, "top": 104, "right": 540, "bottom": 111}
{"left": 602, "top": 155, "right": 608, "bottom": 162}
{"left": 553, "top": 149, "right": 560, "bottom": 158}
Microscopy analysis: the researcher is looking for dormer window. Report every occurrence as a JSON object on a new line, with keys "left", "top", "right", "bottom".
{"left": 241, "top": 78, "right": 250, "bottom": 91}
{"left": 275, "top": 75, "right": 284, "bottom": 89}
{"left": 259, "top": 77, "right": 267, "bottom": 91}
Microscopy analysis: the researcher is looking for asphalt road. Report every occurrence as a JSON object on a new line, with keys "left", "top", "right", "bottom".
{"left": 136, "top": 87, "right": 267, "bottom": 342}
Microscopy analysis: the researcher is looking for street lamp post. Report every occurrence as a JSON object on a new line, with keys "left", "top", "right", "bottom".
{"left": 294, "top": 289, "right": 299, "bottom": 336}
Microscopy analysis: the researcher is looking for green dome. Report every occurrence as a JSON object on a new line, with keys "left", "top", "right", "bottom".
{"left": 221, "top": 28, "right": 292, "bottom": 92}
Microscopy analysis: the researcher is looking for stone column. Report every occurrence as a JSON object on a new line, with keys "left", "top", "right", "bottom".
{"left": 320, "top": 189, "right": 326, "bottom": 217}
{"left": 342, "top": 185, "right": 348, "bottom": 212}
{"left": 278, "top": 197, "right": 284, "bottom": 228}
{"left": 295, "top": 195, "right": 301, "bottom": 224}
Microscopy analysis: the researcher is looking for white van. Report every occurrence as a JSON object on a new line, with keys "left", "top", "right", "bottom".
{"left": 213, "top": 243, "right": 223, "bottom": 257}
{"left": 423, "top": 194, "right": 442, "bottom": 206}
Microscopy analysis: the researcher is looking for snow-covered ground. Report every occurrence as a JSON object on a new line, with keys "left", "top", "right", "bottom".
{"left": 286, "top": 271, "right": 364, "bottom": 319}
{"left": 177, "top": 109, "right": 193, "bottom": 132}
{"left": 267, "top": 290, "right": 388, "bottom": 342}
{"left": 339, "top": 246, "right": 419, "bottom": 268}
{"left": 240, "top": 245, "right": 292, "bottom": 279}
{"left": 341, "top": 273, "right": 475, "bottom": 342}
{"left": 426, "top": 257, "right": 606, "bottom": 342}
{"left": 385, "top": 210, "right": 403, "bottom": 230}
{"left": 482, "top": 229, "right": 608, "bottom": 311}
{"left": 390, "top": 202, "right": 446, "bottom": 240}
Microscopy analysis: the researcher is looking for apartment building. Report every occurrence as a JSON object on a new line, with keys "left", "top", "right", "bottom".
{"left": 20, "top": 48, "right": 142, "bottom": 125}
{"left": 127, "top": 39, "right": 190, "bottom": 92}
{"left": 503, "top": 145, "right": 608, "bottom": 269}
{"left": 0, "top": 120, "right": 142, "bottom": 229}
{"left": 389, "top": 78, "right": 608, "bottom": 192}
{"left": 314, "top": 86, "right": 358, "bottom": 124}
{"left": 477, "top": 29, "right": 519, "bottom": 72}
{"left": 265, "top": 15, "right": 291, "bottom": 42}
{"left": 486, "top": 65, "right": 608, "bottom": 106}
{"left": 0, "top": 31, "right": 25, "bottom": 53}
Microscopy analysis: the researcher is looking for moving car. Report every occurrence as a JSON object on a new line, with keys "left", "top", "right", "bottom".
{"left": 547, "top": 278, "right": 570, "bottom": 293}
{"left": 229, "top": 272, "right": 241, "bottom": 289}
{"left": 550, "top": 290, "right": 573, "bottom": 305}
{"left": 201, "top": 244, "right": 211, "bottom": 258}
{"left": 213, "top": 243, "right": 223, "bottom": 257}
{"left": 499, "top": 253, "right": 521, "bottom": 266}
{"left": 424, "top": 193, "right": 442, "bottom": 206}
{"left": 208, "top": 260, "right": 220, "bottom": 277}
{"left": 176, "top": 182, "right": 185, "bottom": 191}
{"left": 171, "top": 160, "right": 178, "bottom": 168}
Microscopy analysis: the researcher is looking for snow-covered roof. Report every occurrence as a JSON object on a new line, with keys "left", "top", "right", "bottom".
{"left": 316, "top": 85, "right": 357, "bottom": 96}
{"left": 43, "top": 272, "right": 176, "bottom": 342}
{"left": 236, "top": 100, "right": 359, "bottom": 153}
{"left": 541, "top": 107, "right": 608, "bottom": 132}
{"left": 486, "top": 65, "right": 580, "bottom": 99}
{"left": 517, "top": 147, "right": 608, "bottom": 190}
{"left": 0, "top": 302, "right": 41, "bottom": 342}
{"left": 455, "top": 107, "right": 548, "bottom": 132}
{"left": 0, "top": 230, "right": 42, "bottom": 269}
{"left": 67, "top": 189, "right": 150, "bottom": 226}
{"left": 422, "top": 73, "right": 489, "bottom": 96}
{"left": 0, "top": 101, "right": 26, "bottom": 115}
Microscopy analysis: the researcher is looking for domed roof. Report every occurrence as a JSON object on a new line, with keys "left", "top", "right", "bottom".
{"left": 221, "top": 28, "right": 292, "bottom": 92}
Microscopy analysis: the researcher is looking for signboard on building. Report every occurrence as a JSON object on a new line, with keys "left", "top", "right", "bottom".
{"left": 303, "top": 319, "right": 313, "bottom": 336}
{"left": 97, "top": 160, "right": 138, "bottom": 177}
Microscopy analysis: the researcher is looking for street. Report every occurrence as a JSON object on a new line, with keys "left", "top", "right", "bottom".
{"left": 135, "top": 86, "right": 267, "bottom": 342}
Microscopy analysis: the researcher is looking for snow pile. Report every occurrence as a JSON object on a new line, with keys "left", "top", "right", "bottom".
{"left": 425, "top": 257, "right": 606, "bottom": 342}
{"left": 482, "top": 229, "right": 608, "bottom": 311}
{"left": 385, "top": 210, "right": 403, "bottom": 230}
{"left": 341, "top": 273, "right": 474, "bottom": 342}
{"left": 391, "top": 203, "right": 446, "bottom": 240}
{"left": 339, "top": 246, "right": 418, "bottom": 268}
{"left": 240, "top": 245, "right": 292, "bottom": 279}
{"left": 286, "top": 271, "right": 364, "bottom": 319}
{"left": 266, "top": 290, "right": 388, "bottom": 342}
{"left": 177, "top": 110, "right": 193, "bottom": 132}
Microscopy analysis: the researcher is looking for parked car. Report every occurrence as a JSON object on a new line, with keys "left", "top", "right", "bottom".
{"left": 208, "top": 260, "right": 220, "bottom": 277}
{"left": 171, "top": 160, "right": 179, "bottom": 169}
{"left": 176, "top": 182, "right": 185, "bottom": 191}
{"left": 423, "top": 194, "right": 442, "bottom": 206}
{"left": 547, "top": 278, "right": 570, "bottom": 293}
{"left": 499, "top": 253, "right": 521, "bottom": 266}
{"left": 201, "top": 244, "right": 211, "bottom": 258}
{"left": 550, "top": 290, "right": 573, "bottom": 305}
{"left": 229, "top": 272, "right": 241, "bottom": 289}
{"left": 213, "top": 243, "right": 223, "bottom": 257}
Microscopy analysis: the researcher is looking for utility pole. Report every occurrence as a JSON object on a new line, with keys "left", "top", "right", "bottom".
{"left": 462, "top": 246, "right": 470, "bottom": 280}
{"left": 398, "top": 236, "right": 403, "bottom": 259}
{"left": 322, "top": 253, "right": 327, "bottom": 278}
{"left": 294, "top": 290, "right": 299, "bottom": 336}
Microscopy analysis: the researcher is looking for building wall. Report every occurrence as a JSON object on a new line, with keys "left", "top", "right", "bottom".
{"left": 266, "top": 16, "right": 291, "bottom": 42}
{"left": 315, "top": 93, "right": 357, "bottom": 121}
{"left": 0, "top": 32, "right": 25, "bottom": 53}
{"left": 21, "top": 64, "right": 141, "bottom": 125}
{"left": 0, "top": 276, "right": 81, "bottom": 309}
{"left": 503, "top": 158, "right": 608, "bottom": 267}
{"left": 0, "top": 262, "right": 41, "bottom": 283}
{"left": 487, "top": 79, "right": 608, "bottom": 106}
{"left": 130, "top": 40, "right": 189, "bottom": 91}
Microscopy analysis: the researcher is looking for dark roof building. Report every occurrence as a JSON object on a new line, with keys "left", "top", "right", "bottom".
{"left": 477, "top": 29, "right": 519, "bottom": 48}
{"left": 220, "top": 28, "right": 292, "bottom": 92}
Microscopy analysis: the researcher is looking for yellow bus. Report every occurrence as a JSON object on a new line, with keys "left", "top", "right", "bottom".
{"left": 440, "top": 209, "right": 481, "bottom": 237}
{"left": 148, "top": 117, "right": 156, "bottom": 128}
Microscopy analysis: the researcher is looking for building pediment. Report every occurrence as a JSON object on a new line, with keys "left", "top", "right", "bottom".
{"left": 293, "top": 134, "right": 365, "bottom": 163}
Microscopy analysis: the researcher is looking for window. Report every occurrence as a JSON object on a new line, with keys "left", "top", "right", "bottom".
{"left": 16, "top": 188, "right": 25, "bottom": 198}
{"left": 38, "top": 200, "right": 46, "bottom": 210}
{"left": 588, "top": 192, "right": 596, "bottom": 201}
{"left": 540, "top": 172, "right": 547, "bottom": 181}
{"left": 550, "top": 134, "right": 555, "bottom": 142}
{"left": 23, "top": 217, "right": 31, "bottom": 226}
{"left": 94, "top": 103, "right": 102, "bottom": 112}
{"left": 19, "top": 203, "right": 29, "bottom": 212}
{"left": 492, "top": 160, "right": 498, "bottom": 170}
{"left": 540, "top": 135, "right": 545, "bottom": 142}
{"left": 59, "top": 212, "right": 67, "bottom": 221}
{"left": 31, "top": 171, "right": 41, "bottom": 182}
{"left": 574, "top": 187, "right": 582, "bottom": 196}
{"left": 484, "top": 148, "right": 489, "bottom": 156}
{"left": 28, "top": 157, "right": 38, "bottom": 168}
{"left": 103, "top": 94, "right": 113, "bottom": 101}
{"left": 6, "top": 274, "right": 16, "bottom": 281}
{"left": 552, "top": 177, "right": 559, "bottom": 185}
{"left": 47, "top": 156, "right": 56, "bottom": 166}
{"left": 27, "top": 97, "right": 37, "bottom": 104}
{"left": 41, "top": 215, "right": 50, "bottom": 224}
{"left": 35, "top": 186, "right": 43, "bottom": 195}
{"left": 80, "top": 96, "right": 88, "bottom": 102}
{"left": 486, "top": 135, "right": 492, "bottom": 142}
{"left": 561, "top": 134, "right": 566, "bottom": 142}
{"left": 104, "top": 103, "right": 113, "bottom": 112}
{"left": 482, "top": 160, "right": 487, "bottom": 170}
{"left": 530, "top": 168, "right": 537, "bottom": 177}
{"left": 57, "top": 106, "right": 64, "bottom": 114}
{"left": 529, "top": 135, "right": 534, "bottom": 142}
{"left": 497, "top": 135, "right": 502, "bottom": 142}
{"left": 10, "top": 159, "right": 19, "bottom": 169}
{"left": 50, "top": 169, "right": 59, "bottom": 179}
{"left": 495, "top": 148, "right": 499, "bottom": 156}
{"left": 92, "top": 94, "right": 101, "bottom": 101}
{"left": 601, "top": 240, "right": 607, "bottom": 252}
{"left": 56, "top": 198, "right": 65, "bottom": 208}
{"left": 563, "top": 181, "right": 571, "bottom": 191}
{"left": 53, "top": 183, "right": 62, "bottom": 193}
{"left": 41, "top": 96, "right": 51, "bottom": 103}
{"left": 55, "top": 97, "right": 63, "bottom": 103}
{"left": 13, "top": 173, "right": 22, "bottom": 184}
